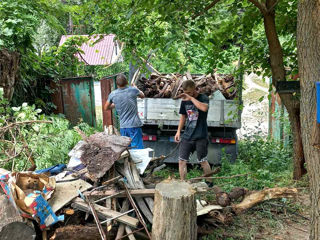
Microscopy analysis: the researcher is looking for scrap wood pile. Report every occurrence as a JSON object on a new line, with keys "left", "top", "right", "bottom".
{"left": 136, "top": 72, "right": 237, "bottom": 99}
{"left": 0, "top": 128, "right": 299, "bottom": 240}
{"left": 0, "top": 128, "right": 156, "bottom": 240}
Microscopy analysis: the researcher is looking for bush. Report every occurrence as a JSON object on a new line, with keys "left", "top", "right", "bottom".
{"left": 215, "top": 135, "right": 293, "bottom": 191}
{"left": 0, "top": 91, "right": 98, "bottom": 171}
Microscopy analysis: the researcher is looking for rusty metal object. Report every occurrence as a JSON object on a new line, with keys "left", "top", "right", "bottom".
{"left": 86, "top": 197, "right": 107, "bottom": 240}
{"left": 51, "top": 76, "right": 96, "bottom": 127}
{"left": 120, "top": 180, "right": 152, "bottom": 239}
{"left": 100, "top": 77, "right": 114, "bottom": 127}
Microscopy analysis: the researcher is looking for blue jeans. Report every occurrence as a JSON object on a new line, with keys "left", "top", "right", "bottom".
{"left": 120, "top": 127, "right": 144, "bottom": 149}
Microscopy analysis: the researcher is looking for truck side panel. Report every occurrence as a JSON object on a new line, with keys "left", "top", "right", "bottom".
{"left": 137, "top": 98, "right": 241, "bottom": 128}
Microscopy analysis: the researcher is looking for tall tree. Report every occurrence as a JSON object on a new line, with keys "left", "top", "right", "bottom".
{"left": 81, "top": 0, "right": 303, "bottom": 178}
{"left": 0, "top": 0, "right": 65, "bottom": 101}
{"left": 297, "top": 0, "right": 320, "bottom": 238}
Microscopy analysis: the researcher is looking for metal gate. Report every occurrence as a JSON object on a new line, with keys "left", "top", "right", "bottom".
{"left": 51, "top": 76, "right": 96, "bottom": 127}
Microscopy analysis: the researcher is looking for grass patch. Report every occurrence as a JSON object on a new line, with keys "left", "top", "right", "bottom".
{"left": 153, "top": 135, "right": 294, "bottom": 192}
{"left": 202, "top": 195, "right": 309, "bottom": 240}
{"left": 96, "top": 106, "right": 103, "bottom": 121}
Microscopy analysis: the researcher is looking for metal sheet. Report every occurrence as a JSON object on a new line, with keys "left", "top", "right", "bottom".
{"left": 60, "top": 77, "right": 96, "bottom": 127}
{"left": 100, "top": 77, "right": 114, "bottom": 127}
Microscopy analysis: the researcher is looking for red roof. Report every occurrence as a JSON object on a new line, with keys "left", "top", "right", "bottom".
{"left": 59, "top": 34, "right": 117, "bottom": 65}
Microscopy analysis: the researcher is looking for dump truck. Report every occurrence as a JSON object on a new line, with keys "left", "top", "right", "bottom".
{"left": 134, "top": 73, "right": 242, "bottom": 166}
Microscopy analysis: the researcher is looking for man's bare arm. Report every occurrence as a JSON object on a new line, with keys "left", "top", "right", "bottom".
{"left": 180, "top": 93, "right": 208, "bottom": 112}
{"left": 190, "top": 97, "right": 208, "bottom": 112}
{"left": 138, "top": 91, "right": 145, "bottom": 99}
{"left": 104, "top": 101, "right": 115, "bottom": 111}
{"left": 132, "top": 82, "right": 145, "bottom": 99}
{"left": 175, "top": 114, "right": 186, "bottom": 142}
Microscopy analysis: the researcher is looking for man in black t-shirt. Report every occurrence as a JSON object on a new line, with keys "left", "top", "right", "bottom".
{"left": 174, "top": 80, "right": 212, "bottom": 181}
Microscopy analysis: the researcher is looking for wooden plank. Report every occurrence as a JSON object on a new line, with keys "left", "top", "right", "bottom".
{"left": 197, "top": 205, "right": 223, "bottom": 216}
{"left": 48, "top": 178, "right": 92, "bottom": 213}
{"left": 71, "top": 198, "right": 139, "bottom": 228}
{"left": 86, "top": 189, "right": 155, "bottom": 198}
{"left": 117, "top": 159, "right": 153, "bottom": 223}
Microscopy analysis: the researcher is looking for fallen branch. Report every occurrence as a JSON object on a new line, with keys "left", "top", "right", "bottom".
{"left": 190, "top": 173, "right": 250, "bottom": 181}
{"left": 0, "top": 120, "right": 52, "bottom": 133}
{"left": 232, "top": 187, "right": 298, "bottom": 214}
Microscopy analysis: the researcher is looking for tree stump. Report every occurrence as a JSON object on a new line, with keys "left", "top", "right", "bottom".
{"left": 0, "top": 193, "right": 35, "bottom": 240}
{"left": 152, "top": 180, "right": 197, "bottom": 240}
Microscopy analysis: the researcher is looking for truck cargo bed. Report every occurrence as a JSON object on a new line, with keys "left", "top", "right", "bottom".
{"left": 137, "top": 97, "right": 241, "bottom": 129}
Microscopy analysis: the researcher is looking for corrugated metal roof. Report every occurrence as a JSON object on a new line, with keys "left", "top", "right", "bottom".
{"left": 59, "top": 34, "right": 117, "bottom": 65}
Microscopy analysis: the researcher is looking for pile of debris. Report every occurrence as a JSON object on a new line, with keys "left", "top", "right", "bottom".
{"left": 0, "top": 128, "right": 157, "bottom": 240}
{"left": 136, "top": 72, "right": 237, "bottom": 99}
{"left": 0, "top": 128, "right": 298, "bottom": 240}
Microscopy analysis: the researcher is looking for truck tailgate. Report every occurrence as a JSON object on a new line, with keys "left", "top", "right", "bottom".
{"left": 137, "top": 98, "right": 241, "bottom": 128}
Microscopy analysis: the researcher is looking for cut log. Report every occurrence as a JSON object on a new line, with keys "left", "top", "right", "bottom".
{"left": 71, "top": 198, "right": 139, "bottom": 228}
{"left": 152, "top": 180, "right": 197, "bottom": 240}
{"left": 229, "top": 187, "right": 247, "bottom": 201}
{"left": 212, "top": 186, "right": 231, "bottom": 207}
{"left": 232, "top": 187, "right": 298, "bottom": 214}
{"left": 0, "top": 222, "right": 36, "bottom": 240}
{"left": 138, "top": 73, "right": 236, "bottom": 99}
{"left": 0, "top": 193, "right": 36, "bottom": 240}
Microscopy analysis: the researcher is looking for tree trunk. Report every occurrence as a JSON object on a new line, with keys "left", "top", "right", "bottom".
{"left": 288, "top": 100, "right": 307, "bottom": 179}
{"left": 0, "top": 49, "right": 20, "bottom": 101}
{"left": 152, "top": 180, "right": 197, "bottom": 240}
{"left": 297, "top": 0, "right": 320, "bottom": 238}
{"left": 263, "top": 3, "right": 306, "bottom": 180}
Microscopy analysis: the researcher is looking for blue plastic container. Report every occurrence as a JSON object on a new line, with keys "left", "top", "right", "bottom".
{"left": 316, "top": 82, "right": 320, "bottom": 123}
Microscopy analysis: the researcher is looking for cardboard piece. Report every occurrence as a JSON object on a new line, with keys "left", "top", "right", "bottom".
{"left": 0, "top": 172, "right": 63, "bottom": 228}
{"left": 48, "top": 176, "right": 92, "bottom": 213}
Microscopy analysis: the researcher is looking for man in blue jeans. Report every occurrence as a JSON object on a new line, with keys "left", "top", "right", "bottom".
{"left": 104, "top": 74, "right": 145, "bottom": 149}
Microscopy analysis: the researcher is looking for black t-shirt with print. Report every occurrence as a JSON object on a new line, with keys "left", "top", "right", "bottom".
{"left": 179, "top": 93, "right": 209, "bottom": 140}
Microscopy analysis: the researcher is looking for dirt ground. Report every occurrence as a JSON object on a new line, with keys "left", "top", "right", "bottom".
{"left": 194, "top": 188, "right": 310, "bottom": 240}
{"left": 144, "top": 171, "right": 310, "bottom": 240}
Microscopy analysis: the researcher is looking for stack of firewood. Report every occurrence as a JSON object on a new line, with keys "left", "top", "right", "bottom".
{"left": 136, "top": 72, "right": 237, "bottom": 99}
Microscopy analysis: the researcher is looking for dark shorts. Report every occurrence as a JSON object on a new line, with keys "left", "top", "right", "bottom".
{"left": 179, "top": 138, "right": 208, "bottom": 163}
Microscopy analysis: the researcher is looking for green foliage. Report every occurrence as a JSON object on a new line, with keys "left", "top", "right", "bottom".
{"left": 51, "top": 35, "right": 89, "bottom": 78}
{"left": 154, "top": 135, "right": 293, "bottom": 191}
{"left": 78, "top": 0, "right": 297, "bottom": 76}
{"left": 90, "top": 62, "right": 129, "bottom": 81}
{"left": 0, "top": 0, "right": 64, "bottom": 51}
{"left": 0, "top": 91, "right": 98, "bottom": 171}
{"left": 12, "top": 36, "right": 89, "bottom": 110}
{"left": 215, "top": 135, "right": 293, "bottom": 191}
{"left": 0, "top": 0, "right": 68, "bottom": 108}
